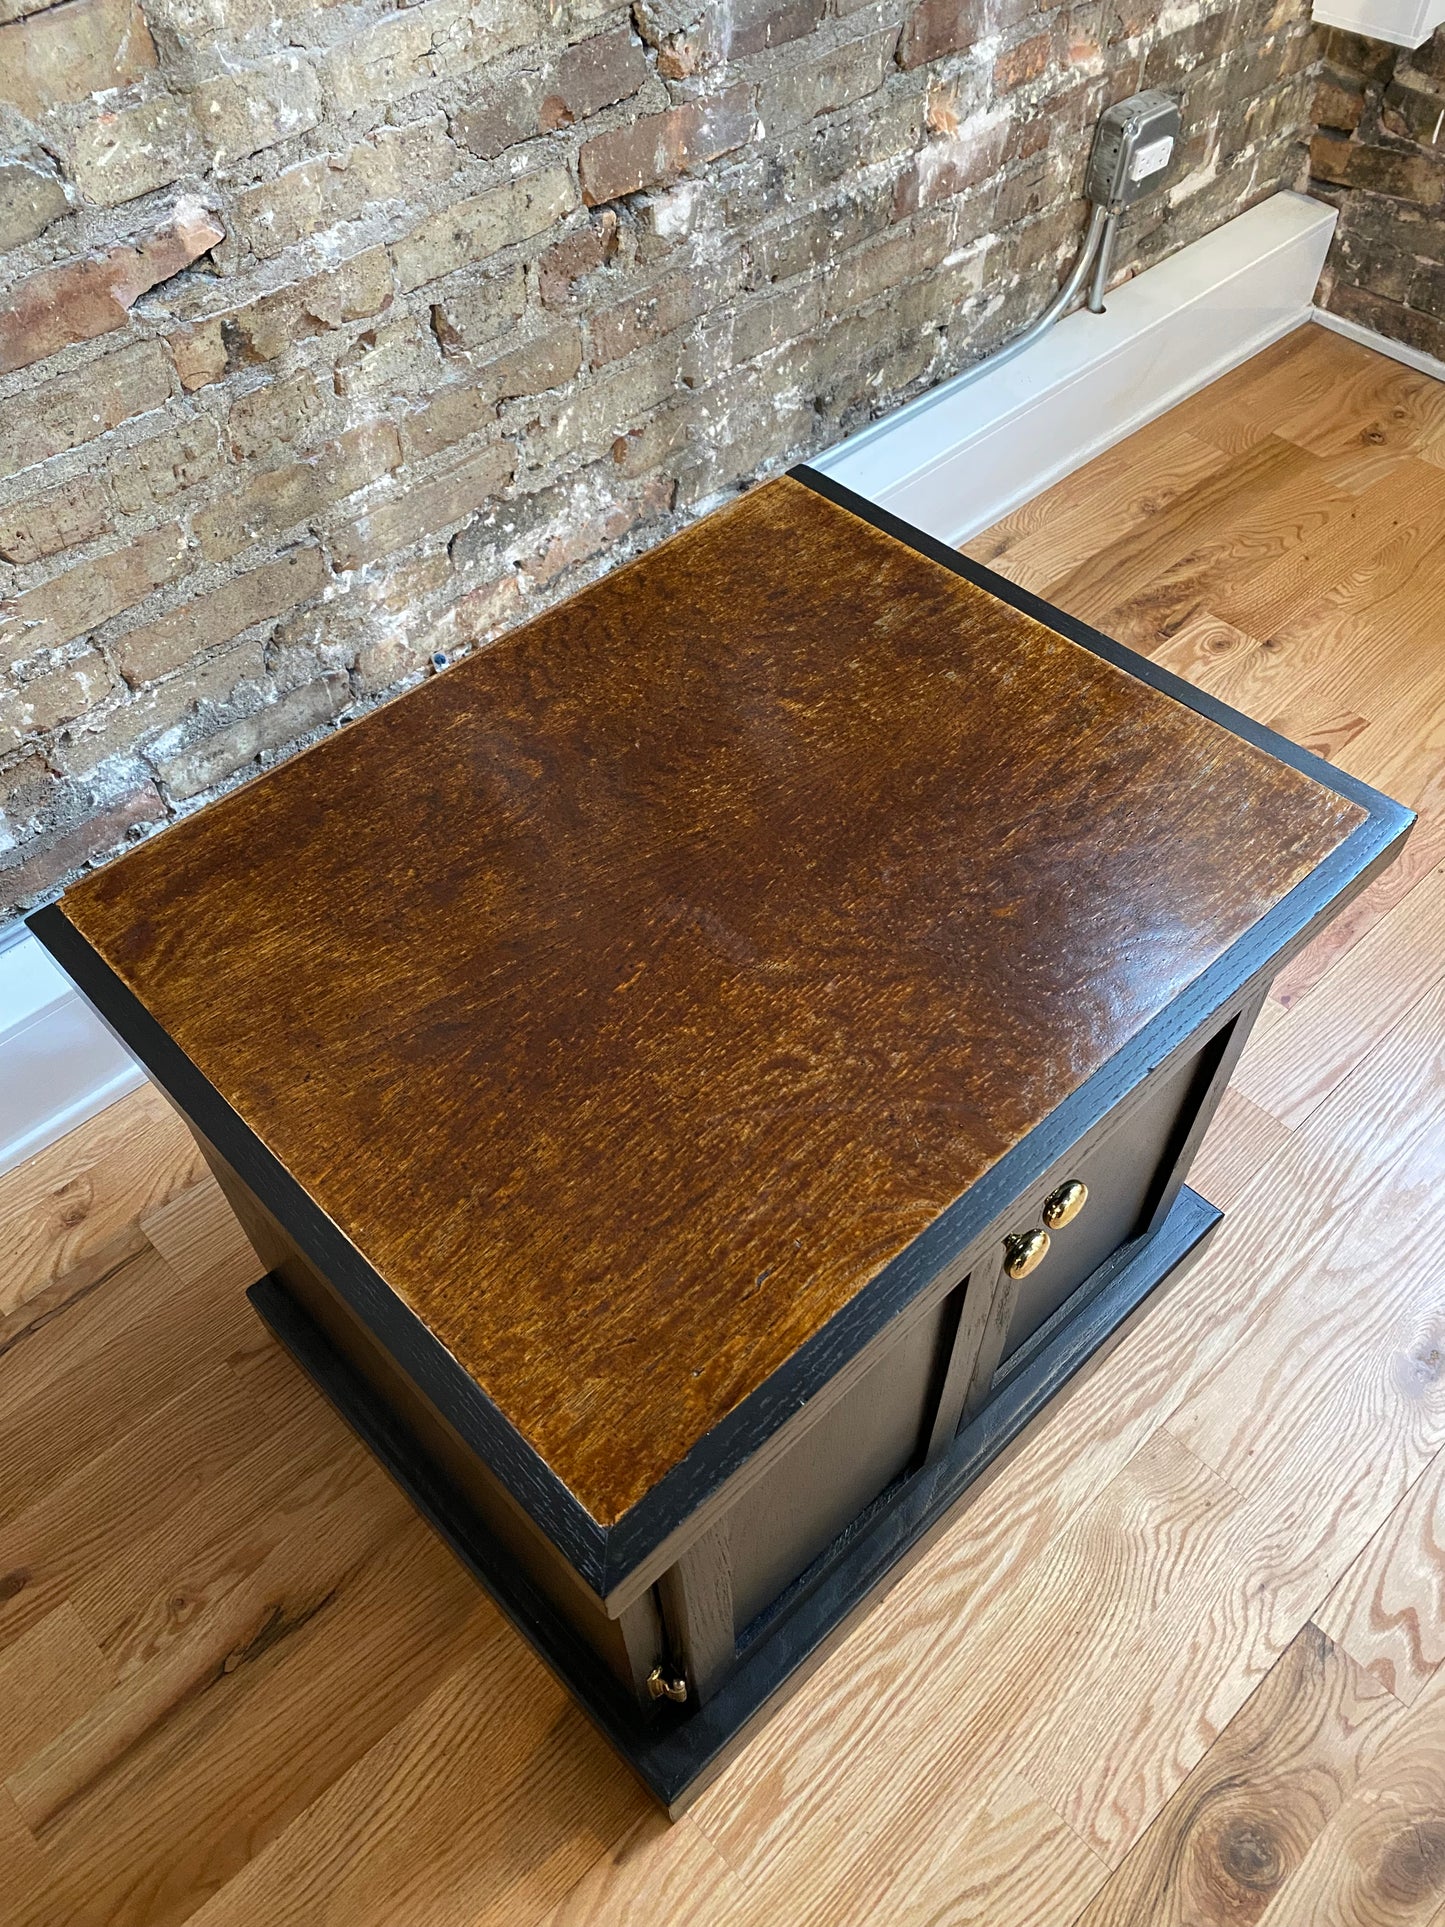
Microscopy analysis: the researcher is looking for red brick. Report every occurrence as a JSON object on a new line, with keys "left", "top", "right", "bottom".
{"left": 994, "top": 30, "right": 1052, "bottom": 94}
{"left": 330, "top": 441, "right": 515, "bottom": 570}
{"left": 899, "top": 0, "right": 985, "bottom": 71}
{"left": 0, "top": 0, "right": 155, "bottom": 119}
{"left": 579, "top": 86, "right": 754, "bottom": 205}
{"left": 1, "top": 526, "right": 190, "bottom": 667}
{"left": 0, "top": 341, "right": 173, "bottom": 477}
{"left": 0, "top": 476, "right": 111, "bottom": 566}
{"left": 522, "top": 474, "right": 671, "bottom": 585}
{"left": 0, "top": 784, "right": 165, "bottom": 916}
{"left": 731, "top": 0, "right": 825, "bottom": 59}
{"left": 193, "top": 423, "right": 402, "bottom": 563}
{"left": 0, "top": 652, "right": 116, "bottom": 752}
{"left": 539, "top": 27, "right": 650, "bottom": 131}
{"left": 156, "top": 672, "right": 349, "bottom": 801}
{"left": 167, "top": 319, "right": 228, "bottom": 391}
{"left": 223, "top": 250, "right": 393, "bottom": 364}
{"left": 538, "top": 213, "right": 621, "bottom": 308}
{"left": 0, "top": 201, "right": 225, "bottom": 376}
{"left": 588, "top": 267, "right": 710, "bottom": 365}
{"left": 115, "top": 549, "right": 329, "bottom": 684}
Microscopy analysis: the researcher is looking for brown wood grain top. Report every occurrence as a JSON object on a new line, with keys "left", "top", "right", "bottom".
{"left": 56, "top": 475, "right": 1364, "bottom": 1524}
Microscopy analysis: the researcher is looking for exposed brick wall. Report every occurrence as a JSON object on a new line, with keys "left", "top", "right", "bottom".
{"left": 1, "top": 0, "right": 1318, "bottom": 919}
{"left": 1310, "top": 27, "right": 1445, "bottom": 361}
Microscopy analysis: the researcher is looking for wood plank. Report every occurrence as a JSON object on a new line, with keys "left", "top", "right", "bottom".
{"left": 536, "top": 1813, "right": 747, "bottom": 1927}
{"left": 1254, "top": 506, "right": 1445, "bottom": 757}
{"left": 1231, "top": 866, "right": 1445, "bottom": 1128}
{"left": 962, "top": 422, "right": 1229, "bottom": 594}
{"left": 1074, "top": 1623, "right": 1400, "bottom": 1927}
{"left": 742, "top": 1768, "right": 1107, "bottom": 1927}
{"left": 1317, "top": 1448, "right": 1445, "bottom": 1706}
{"left": 0, "top": 1354, "right": 314, "bottom": 1652}
{"left": 10, "top": 1445, "right": 413, "bottom": 1833}
{"left": 180, "top": 1627, "right": 643, "bottom": 1927}
{"left": 1039, "top": 435, "right": 1335, "bottom": 649}
{"left": 1188, "top": 1087, "right": 1293, "bottom": 1211}
{"left": 1171, "top": 977, "right": 1445, "bottom": 1509}
{"left": 69, "top": 1389, "right": 402, "bottom": 1677}
{"left": 1254, "top": 1653, "right": 1445, "bottom": 1924}
{"left": 0, "top": 1786, "right": 44, "bottom": 1916}
{"left": 1209, "top": 460, "right": 1445, "bottom": 644}
{"left": 10, "top": 1520, "right": 497, "bottom": 1927}
{"left": 1270, "top": 808, "right": 1445, "bottom": 1014}
{"left": 140, "top": 1176, "right": 259, "bottom": 1294}
{"left": 0, "top": 1603, "right": 111, "bottom": 1779}
{"left": 0, "top": 1246, "right": 259, "bottom": 1530}
{"left": 1273, "top": 338, "right": 1445, "bottom": 467}
{"left": 1152, "top": 326, "right": 1328, "bottom": 456}
{"left": 0, "top": 1083, "right": 203, "bottom": 1324}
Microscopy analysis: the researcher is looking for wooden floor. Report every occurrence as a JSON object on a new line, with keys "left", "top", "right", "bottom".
{"left": 5, "top": 323, "right": 1445, "bottom": 1925}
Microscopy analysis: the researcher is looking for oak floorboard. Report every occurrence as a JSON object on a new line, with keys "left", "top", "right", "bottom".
{"left": 1207, "top": 461, "right": 1434, "bottom": 643}
{"left": 140, "top": 1178, "right": 260, "bottom": 1296}
{"left": 1253, "top": 1654, "right": 1445, "bottom": 1925}
{"left": 1269, "top": 806, "right": 1445, "bottom": 1014}
{"left": 1251, "top": 507, "right": 1445, "bottom": 757}
{"left": 69, "top": 1390, "right": 401, "bottom": 1677}
{"left": 181, "top": 1626, "right": 645, "bottom": 1927}
{"left": 740, "top": 1768, "right": 1107, "bottom": 1927}
{"left": 1039, "top": 435, "right": 1341, "bottom": 650}
{"left": 0, "top": 1601, "right": 112, "bottom": 1779}
{"left": 0, "top": 1083, "right": 204, "bottom": 1327}
{"left": 1230, "top": 866, "right": 1445, "bottom": 1128}
{"left": 0, "top": 1247, "right": 258, "bottom": 1531}
{"left": 961, "top": 421, "right": 1229, "bottom": 594}
{"left": 9, "top": 1521, "right": 497, "bottom": 1927}
{"left": 1074, "top": 1623, "right": 1400, "bottom": 1927}
{"left": 0, "top": 1356, "right": 310, "bottom": 1653}
{"left": 1147, "top": 326, "right": 1327, "bottom": 455}
{"left": 1188, "top": 1088, "right": 1293, "bottom": 1212}
{"left": 537, "top": 1813, "right": 749, "bottom": 1927}
{"left": 1317, "top": 1447, "right": 1445, "bottom": 1706}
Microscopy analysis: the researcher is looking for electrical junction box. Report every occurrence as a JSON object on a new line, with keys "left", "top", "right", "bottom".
{"left": 1086, "top": 91, "right": 1182, "bottom": 210}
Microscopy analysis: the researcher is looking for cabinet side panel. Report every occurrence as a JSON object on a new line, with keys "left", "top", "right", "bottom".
{"left": 197, "top": 1135, "right": 664, "bottom": 1701}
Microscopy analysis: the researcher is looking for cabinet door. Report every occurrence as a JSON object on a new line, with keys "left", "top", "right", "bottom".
{"left": 997, "top": 1041, "right": 1206, "bottom": 1359}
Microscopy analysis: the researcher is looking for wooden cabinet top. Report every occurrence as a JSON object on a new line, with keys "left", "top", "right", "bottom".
{"left": 50, "top": 474, "right": 1369, "bottom": 1528}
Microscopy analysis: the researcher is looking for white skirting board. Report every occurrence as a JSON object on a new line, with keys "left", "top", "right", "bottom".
{"left": 814, "top": 189, "right": 1339, "bottom": 547}
{"left": 1312, "top": 305, "right": 1445, "bottom": 384}
{"left": 0, "top": 189, "right": 1354, "bottom": 1178}
{"left": 0, "top": 930, "right": 144, "bottom": 1178}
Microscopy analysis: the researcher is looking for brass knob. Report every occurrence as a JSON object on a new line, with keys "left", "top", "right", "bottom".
{"left": 1004, "top": 1228, "right": 1050, "bottom": 1279}
{"left": 1043, "top": 1179, "right": 1088, "bottom": 1230}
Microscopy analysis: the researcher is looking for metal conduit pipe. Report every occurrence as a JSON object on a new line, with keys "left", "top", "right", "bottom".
{"left": 949, "top": 204, "right": 1111, "bottom": 395}
{"left": 1087, "top": 210, "right": 1120, "bottom": 316}
{"left": 949, "top": 91, "right": 1181, "bottom": 394}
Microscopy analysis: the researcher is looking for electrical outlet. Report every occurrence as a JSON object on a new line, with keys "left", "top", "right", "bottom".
{"left": 1085, "top": 92, "right": 1182, "bottom": 211}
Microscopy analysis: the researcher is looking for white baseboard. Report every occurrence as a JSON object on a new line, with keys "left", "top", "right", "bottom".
{"left": 813, "top": 190, "right": 1338, "bottom": 547}
{"left": 0, "top": 190, "right": 1350, "bottom": 1179}
{"left": 1311, "top": 306, "right": 1445, "bottom": 384}
{"left": 0, "top": 929, "right": 144, "bottom": 1177}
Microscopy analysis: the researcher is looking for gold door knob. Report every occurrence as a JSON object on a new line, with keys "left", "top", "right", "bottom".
{"left": 1004, "top": 1228, "right": 1050, "bottom": 1279}
{"left": 1043, "top": 1179, "right": 1088, "bottom": 1230}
